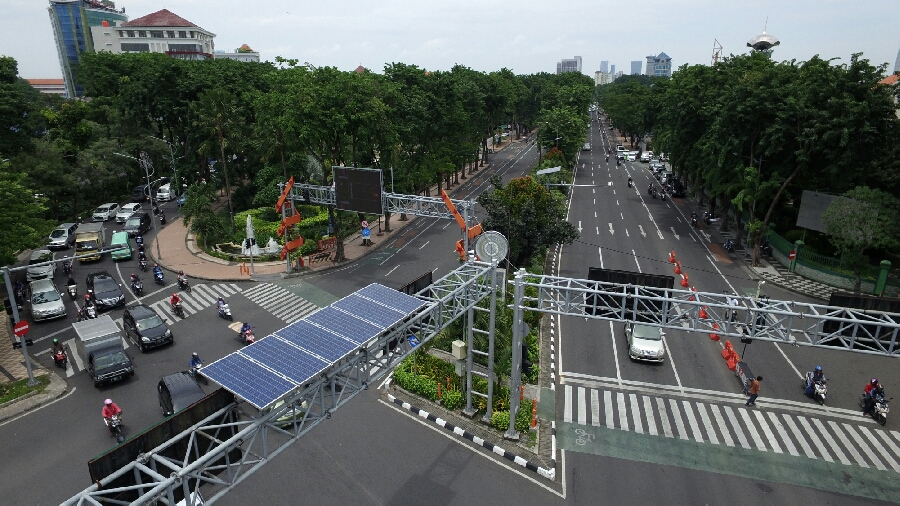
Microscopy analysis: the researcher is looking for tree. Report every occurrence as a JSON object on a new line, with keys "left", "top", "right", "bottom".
{"left": 0, "top": 161, "right": 53, "bottom": 264}
{"left": 822, "top": 186, "right": 900, "bottom": 293}
{"left": 180, "top": 182, "right": 225, "bottom": 249}
{"left": 477, "top": 175, "right": 579, "bottom": 266}
{"left": 192, "top": 88, "right": 241, "bottom": 233}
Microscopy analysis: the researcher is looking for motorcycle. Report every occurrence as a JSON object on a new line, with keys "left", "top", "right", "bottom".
{"left": 67, "top": 282, "right": 77, "bottom": 300}
{"left": 78, "top": 303, "right": 97, "bottom": 322}
{"left": 691, "top": 216, "right": 698, "bottom": 228}
{"left": 218, "top": 303, "right": 233, "bottom": 321}
{"left": 135, "top": 235, "right": 143, "bottom": 247}
{"left": 171, "top": 301, "right": 185, "bottom": 318}
{"left": 62, "top": 260, "right": 72, "bottom": 275}
{"left": 658, "top": 191, "right": 667, "bottom": 201}
{"left": 238, "top": 326, "right": 256, "bottom": 345}
{"left": 105, "top": 414, "right": 125, "bottom": 443}
{"left": 53, "top": 349, "right": 68, "bottom": 369}
{"left": 139, "top": 257, "right": 148, "bottom": 272}
{"left": 627, "top": 179, "right": 633, "bottom": 188}
{"left": 724, "top": 239, "right": 735, "bottom": 253}
{"left": 153, "top": 268, "right": 164, "bottom": 285}
{"left": 159, "top": 212, "right": 167, "bottom": 225}
{"left": 177, "top": 276, "right": 190, "bottom": 293}
{"left": 860, "top": 394, "right": 892, "bottom": 426}
{"left": 131, "top": 280, "right": 143, "bottom": 296}
{"left": 189, "top": 365, "right": 208, "bottom": 385}
{"left": 803, "top": 373, "right": 827, "bottom": 405}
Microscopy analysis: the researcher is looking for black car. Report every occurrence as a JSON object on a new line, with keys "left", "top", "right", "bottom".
{"left": 85, "top": 271, "right": 125, "bottom": 310}
{"left": 124, "top": 304, "right": 173, "bottom": 352}
{"left": 158, "top": 371, "right": 206, "bottom": 416}
{"left": 123, "top": 212, "right": 152, "bottom": 237}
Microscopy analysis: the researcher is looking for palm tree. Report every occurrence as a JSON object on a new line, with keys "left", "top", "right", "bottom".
{"left": 192, "top": 88, "right": 240, "bottom": 233}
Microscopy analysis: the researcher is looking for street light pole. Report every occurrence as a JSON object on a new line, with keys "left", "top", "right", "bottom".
{"left": 114, "top": 152, "right": 162, "bottom": 259}
{"left": 3, "top": 267, "right": 37, "bottom": 386}
{"left": 149, "top": 136, "right": 181, "bottom": 195}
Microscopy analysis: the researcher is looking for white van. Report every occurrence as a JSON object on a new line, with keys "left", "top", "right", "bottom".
{"left": 156, "top": 183, "right": 175, "bottom": 202}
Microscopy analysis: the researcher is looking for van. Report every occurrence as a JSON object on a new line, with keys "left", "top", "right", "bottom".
{"left": 131, "top": 184, "right": 152, "bottom": 202}
{"left": 156, "top": 183, "right": 175, "bottom": 202}
{"left": 123, "top": 212, "right": 151, "bottom": 237}
{"left": 110, "top": 231, "right": 133, "bottom": 261}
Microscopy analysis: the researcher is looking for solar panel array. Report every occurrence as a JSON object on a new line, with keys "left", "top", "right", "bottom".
{"left": 202, "top": 283, "right": 427, "bottom": 409}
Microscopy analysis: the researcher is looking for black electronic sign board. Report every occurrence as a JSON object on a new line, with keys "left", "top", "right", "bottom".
{"left": 333, "top": 167, "right": 384, "bottom": 214}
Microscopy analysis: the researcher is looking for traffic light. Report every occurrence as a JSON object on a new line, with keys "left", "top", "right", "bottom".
{"left": 521, "top": 343, "right": 533, "bottom": 378}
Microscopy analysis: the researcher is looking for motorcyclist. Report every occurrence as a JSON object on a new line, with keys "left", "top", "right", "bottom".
{"left": 189, "top": 352, "right": 203, "bottom": 369}
{"left": 217, "top": 297, "right": 226, "bottom": 312}
{"left": 863, "top": 384, "right": 886, "bottom": 416}
{"left": 102, "top": 399, "right": 122, "bottom": 434}
{"left": 170, "top": 292, "right": 182, "bottom": 308}
{"left": 51, "top": 338, "right": 65, "bottom": 356}
{"left": 83, "top": 293, "right": 94, "bottom": 307}
{"left": 805, "top": 365, "right": 826, "bottom": 395}
{"left": 627, "top": 176, "right": 633, "bottom": 187}
{"left": 130, "top": 273, "right": 141, "bottom": 288}
{"left": 864, "top": 378, "right": 878, "bottom": 396}
{"left": 66, "top": 274, "right": 77, "bottom": 288}
{"left": 63, "top": 259, "right": 72, "bottom": 273}
{"left": 135, "top": 234, "right": 143, "bottom": 246}
{"left": 177, "top": 270, "right": 188, "bottom": 286}
{"left": 153, "top": 264, "right": 164, "bottom": 279}
{"left": 240, "top": 322, "right": 252, "bottom": 338}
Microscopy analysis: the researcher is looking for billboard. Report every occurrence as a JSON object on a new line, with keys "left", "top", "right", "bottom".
{"left": 797, "top": 190, "right": 845, "bottom": 233}
{"left": 333, "top": 167, "right": 384, "bottom": 214}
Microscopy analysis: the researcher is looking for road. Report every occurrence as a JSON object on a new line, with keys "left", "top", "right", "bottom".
{"left": 2, "top": 131, "right": 899, "bottom": 505}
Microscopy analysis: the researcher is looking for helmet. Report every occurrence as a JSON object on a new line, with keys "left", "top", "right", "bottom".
{"left": 872, "top": 378, "right": 879, "bottom": 385}
{"left": 84, "top": 294, "right": 90, "bottom": 300}
{"left": 53, "top": 338, "right": 58, "bottom": 344}
{"left": 179, "top": 270, "right": 184, "bottom": 275}
{"left": 192, "top": 352, "right": 198, "bottom": 358}
{"left": 173, "top": 293, "right": 178, "bottom": 298}
{"left": 218, "top": 296, "right": 224, "bottom": 301}
{"left": 104, "top": 399, "right": 112, "bottom": 405}
{"left": 815, "top": 366, "right": 822, "bottom": 372}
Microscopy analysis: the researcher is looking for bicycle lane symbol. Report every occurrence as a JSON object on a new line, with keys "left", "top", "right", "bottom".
{"left": 574, "top": 428, "right": 595, "bottom": 446}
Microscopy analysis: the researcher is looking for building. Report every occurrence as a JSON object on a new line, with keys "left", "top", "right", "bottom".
{"left": 106, "top": 9, "right": 215, "bottom": 60}
{"left": 644, "top": 52, "right": 672, "bottom": 77}
{"left": 600, "top": 61, "right": 609, "bottom": 73}
{"left": 27, "top": 78, "right": 67, "bottom": 96}
{"left": 215, "top": 44, "right": 260, "bottom": 62}
{"left": 47, "top": 0, "right": 128, "bottom": 98}
{"left": 631, "top": 61, "right": 642, "bottom": 75}
{"left": 894, "top": 46, "right": 900, "bottom": 74}
{"left": 879, "top": 74, "right": 900, "bottom": 118}
{"left": 557, "top": 56, "right": 582, "bottom": 74}
{"left": 594, "top": 72, "right": 614, "bottom": 86}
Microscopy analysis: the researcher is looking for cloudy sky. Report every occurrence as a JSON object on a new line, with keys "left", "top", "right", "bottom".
{"left": 4, "top": 0, "right": 898, "bottom": 79}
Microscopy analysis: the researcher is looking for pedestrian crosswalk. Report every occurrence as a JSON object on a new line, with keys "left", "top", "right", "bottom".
{"left": 562, "top": 384, "right": 900, "bottom": 473}
{"left": 240, "top": 283, "right": 318, "bottom": 324}
{"left": 149, "top": 283, "right": 243, "bottom": 322}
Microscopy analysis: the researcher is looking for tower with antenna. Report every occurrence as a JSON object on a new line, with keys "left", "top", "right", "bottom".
{"left": 747, "top": 19, "right": 780, "bottom": 58}
{"left": 711, "top": 39, "right": 723, "bottom": 66}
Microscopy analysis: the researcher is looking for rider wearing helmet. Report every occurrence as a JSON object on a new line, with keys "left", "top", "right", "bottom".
{"left": 865, "top": 378, "right": 879, "bottom": 396}
{"left": 189, "top": 352, "right": 203, "bottom": 369}
{"left": 217, "top": 296, "right": 225, "bottom": 311}
{"left": 806, "top": 366, "right": 826, "bottom": 396}
{"left": 51, "top": 338, "right": 65, "bottom": 355}
{"left": 102, "top": 399, "right": 122, "bottom": 434}
{"left": 240, "top": 321, "right": 252, "bottom": 336}
{"left": 863, "top": 383, "right": 886, "bottom": 416}
{"left": 170, "top": 292, "right": 182, "bottom": 307}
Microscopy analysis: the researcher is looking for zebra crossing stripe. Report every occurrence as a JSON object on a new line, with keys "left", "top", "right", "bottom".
{"left": 668, "top": 398, "right": 689, "bottom": 440}
{"left": 564, "top": 385, "right": 573, "bottom": 423}
{"left": 630, "top": 394, "right": 643, "bottom": 434}
{"left": 642, "top": 396, "right": 658, "bottom": 436}
{"left": 617, "top": 393, "right": 629, "bottom": 431}
{"left": 695, "top": 403, "right": 719, "bottom": 445}
{"left": 577, "top": 387, "right": 587, "bottom": 426}
{"left": 753, "top": 410, "right": 783, "bottom": 454}
{"left": 591, "top": 389, "right": 601, "bottom": 427}
{"left": 766, "top": 412, "right": 799, "bottom": 457}
{"left": 655, "top": 397, "right": 673, "bottom": 438}
{"left": 681, "top": 401, "right": 704, "bottom": 443}
{"left": 801, "top": 416, "right": 835, "bottom": 463}
{"left": 783, "top": 415, "right": 817, "bottom": 459}
{"left": 873, "top": 431, "right": 900, "bottom": 473}
{"left": 604, "top": 390, "right": 614, "bottom": 429}
{"left": 818, "top": 420, "right": 853, "bottom": 465}
{"left": 740, "top": 410, "right": 768, "bottom": 451}
{"left": 241, "top": 283, "right": 270, "bottom": 297}
{"left": 843, "top": 423, "right": 885, "bottom": 470}
{"left": 708, "top": 404, "right": 734, "bottom": 447}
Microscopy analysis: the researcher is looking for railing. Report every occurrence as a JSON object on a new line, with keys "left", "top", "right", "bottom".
{"left": 765, "top": 230, "right": 792, "bottom": 256}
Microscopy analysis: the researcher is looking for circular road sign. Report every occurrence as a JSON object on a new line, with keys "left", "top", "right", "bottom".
{"left": 362, "top": 228, "right": 371, "bottom": 238}
{"left": 13, "top": 320, "right": 30, "bottom": 337}
{"left": 788, "top": 250, "right": 796, "bottom": 261}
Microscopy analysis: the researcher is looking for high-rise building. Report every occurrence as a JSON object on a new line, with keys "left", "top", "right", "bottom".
{"left": 631, "top": 61, "right": 642, "bottom": 75}
{"left": 644, "top": 52, "right": 672, "bottom": 77}
{"left": 600, "top": 61, "right": 609, "bottom": 73}
{"left": 610, "top": 64, "right": 616, "bottom": 76}
{"left": 47, "top": 0, "right": 128, "bottom": 98}
{"left": 556, "top": 56, "right": 582, "bottom": 74}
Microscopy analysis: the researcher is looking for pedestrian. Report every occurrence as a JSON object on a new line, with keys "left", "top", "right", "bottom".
{"left": 729, "top": 294, "right": 740, "bottom": 322}
{"left": 745, "top": 376, "right": 762, "bottom": 407}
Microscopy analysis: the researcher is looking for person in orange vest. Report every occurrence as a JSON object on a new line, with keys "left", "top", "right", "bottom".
{"left": 745, "top": 376, "right": 762, "bottom": 407}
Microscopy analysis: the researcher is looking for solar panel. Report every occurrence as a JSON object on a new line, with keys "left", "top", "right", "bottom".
{"left": 276, "top": 320, "right": 357, "bottom": 362}
{"left": 306, "top": 306, "right": 383, "bottom": 345}
{"left": 331, "top": 295, "right": 405, "bottom": 329}
{"left": 241, "top": 337, "right": 330, "bottom": 385}
{"left": 202, "top": 353, "right": 296, "bottom": 409}
{"left": 357, "top": 283, "right": 427, "bottom": 314}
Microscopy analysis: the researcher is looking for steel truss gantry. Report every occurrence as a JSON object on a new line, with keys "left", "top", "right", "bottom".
{"left": 63, "top": 262, "right": 499, "bottom": 506}
{"left": 289, "top": 183, "right": 476, "bottom": 222}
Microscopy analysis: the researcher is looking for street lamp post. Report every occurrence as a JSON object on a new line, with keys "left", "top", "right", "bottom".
{"left": 149, "top": 136, "right": 183, "bottom": 195}
{"left": 114, "top": 152, "right": 162, "bottom": 260}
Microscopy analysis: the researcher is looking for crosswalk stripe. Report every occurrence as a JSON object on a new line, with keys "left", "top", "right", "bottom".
{"left": 801, "top": 416, "right": 835, "bottom": 462}
{"left": 630, "top": 394, "right": 643, "bottom": 434}
{"left": 740, "top": 410, "right": 768, "bottom": 451}
{"left": 642, "top": 396, "right": 658, "bottom": 436}
{"left": 681, "top": 401, "right": 704, "bottom": 443}
{"left": 177, "top": 298, "right": 201, "bottom": 314}
{"left": 782, "top": 415, "right": 817, "bottom": 459}
{"left": 577, "top": 387, "right": 587, "bottom": 426}
{"left": 604, "top": 390, "right": 614, "bottom": 429}
{"left": 153, "top": 301, "right": 178, "bottom": 321}
{"left": 766, "top": 412, "right": 799, "bottom": 456}
{"left": 228, "top": 283, "right": 242, "bottom": 292}
{"left": 722, "top": 406, "right": 751, "bottom": 449}
{"left": 818, "top": 420, "right": 853, "bottom": 466}
{"left": 655, "top": 397, "right": 673, "bottom": 438}
{"left": 843, "top": 423, "right": 885, "bottom": 470}
{"left": 829, "top": 422, "right": 868, "bottom": 468}
{"left": 617, "top": 393, "right": 629, "bottom": 431}
{"left": 753, "top": 410, "right": 783, "bottom": 454}
{"left": 279, "top": 301, "right": 316, "bottom": 321}
{"left": 873, "top": 431, "right": 900, "bottom": 473}
{"left": 708, "top": 404, "right": 734, "bottom": 447}
{"left": 591, "top": 389, "right": 601, "bottom": 427}
{"left": 241, "top": 283, "right": 270, "bottom": 297}
{"left": 668, "top": 399, "right": 689, "bottom": 440}
{"left": 892, "top": 431, "right": 900, "bottom": 444}
{"left": 695, "top": 403, "right": 719, "bottom": 445}
{"left": 248, "top": 286, "right": 287, "bottom": 305}
{"left": 564, "top": 385, "right": 573, "bottom": 423}
{"left": 65, "top": 338, "right": 83, "bottom": 376}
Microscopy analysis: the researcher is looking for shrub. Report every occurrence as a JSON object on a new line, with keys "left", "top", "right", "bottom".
{"left": 516, "top": 399, "right": 535, "bottom": 431}
{"left": 491, "top": 410, "right": 510, "bottom": 431}
{"left": 442, "top": 389, "right": 464, "bottom": 410}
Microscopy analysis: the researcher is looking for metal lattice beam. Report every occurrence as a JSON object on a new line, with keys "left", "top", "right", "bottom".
{"left": 289, "top": 183, "right": 476, "bottom": 221}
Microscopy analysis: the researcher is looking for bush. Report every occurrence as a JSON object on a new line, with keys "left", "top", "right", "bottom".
{"left": 516, "top": 399, "right": 535, "bottom": 431}
{"left": 442, "top": 389, "right": 464, "bottom": 410}
{"left": 491, "top": 410, "right": 510, "bottom": 431}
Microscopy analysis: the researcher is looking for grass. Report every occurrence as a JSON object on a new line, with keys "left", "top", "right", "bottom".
{"left": 0, "top": 374, "right": 50, "bottom": 405}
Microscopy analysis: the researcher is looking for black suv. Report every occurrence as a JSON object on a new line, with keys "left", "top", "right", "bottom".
{"left": 158, "top": 372, "right": 206, "bottom": 417}
{"left": 124, "top": 304, "right": 173, "bottom": 352}
{"left": 85, "top": 271, "right": 125, "bottom": 310}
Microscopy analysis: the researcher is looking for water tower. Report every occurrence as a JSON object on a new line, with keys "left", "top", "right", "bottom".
{"left": 747, "top": 30, "right": 780, "bottom": 58}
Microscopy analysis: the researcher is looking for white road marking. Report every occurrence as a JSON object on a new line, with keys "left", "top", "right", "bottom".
{"left": 656, "top": 397, "right": 673, "bottom": 438}
{"left": 608, "top": 223, "right": 614, "bottom": 235}
{"left": 670, "top": 227, "right": 680, "bottom": 240}
{"left": 591, "top": 389, "right": 601, "bottom": 427}
{"left": 632, "top": 250, "right": 642, "bottom": 272}
{"left": 418, "top": 240, "right": 430, "bottom": 249}
{"left": 564, "top": 385, "right": 573, "bottom": 423}
{"left": 598, "top": 247, "right": 604, "bottom": 268}
{"left": 604, "top": 390, "right": 614, "bottom": 429}
{"left": 617, "top": 392, "right": 629, "bottom": 431}
{"left": 577, "top": 387, "right": 587, "bottom": 425}
{"left": 385, "top": 265, "right": 399, "bottom": 277}
{"left": 681, "top": 401, "right": 704, "bottom": 443}
{"left": 639, "top": 225, "right": 646, "bottom": 237}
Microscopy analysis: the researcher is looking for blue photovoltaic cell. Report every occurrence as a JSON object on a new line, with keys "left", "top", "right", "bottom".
{"left": 241, "top": 337, "right": 329, "bottom": 385}
{"left": 357, "top": 283, "right": 427, "bottom": 315}
{"left": 202, "top": 354, "right": 295, "bottom": 409}
{"left": 276, "top": 320, "right": 357, "bottom": 362}
{"left": 332, "top": 295, "right": 405, "bottom": 329}
{"left": 306, "top": 306, "right": 383, "bottom": 344}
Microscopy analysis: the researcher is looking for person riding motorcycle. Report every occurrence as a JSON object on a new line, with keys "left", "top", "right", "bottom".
{"left": 83, "top": 293, "right": 94, "bottom": 307}
{"left": 66, "top": 275, "right": 76, "bottom": 288}
{"left": 153, "top": 264, "right": 164, "bottom": 279}
{"left": 51, "top": 338, "right": 65, "bottom": 356}
{"left": 102, "top": 399, "right": 122, "bottom": 434}
{"left": 189, "top": 352, "right": 203, "bottom": 369}
{"left": 627, "top": 176, "right": 633, "bottom": 187}
{"left": 130, "top": 273, "right": 141, "bottom": 288}
{"left": 217, "top": 297, "right": 226, "bottom": 312}
{"left": 240, "top": 322, "right": 252, "bottom": 338}
{"left": 863, "top": 384, "right": 886, "bottom": 416}
{"left": 177, "top": 270, "right": 188, "bottom": 285}
{"left": 864, "top": 378, "right": 879, "bottom": 396}
{"left": 805, "top": 365, "right": 826, "bottom": 395}
{"left": 170, "top": 292, "right": 182, "bottom": 308}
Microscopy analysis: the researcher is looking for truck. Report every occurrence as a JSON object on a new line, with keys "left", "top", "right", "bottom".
{"left": 72, "top": 315, "right": 135, "bottom": 387}
{"left": 75, "top": 222, "right": 106, "bottom": 262}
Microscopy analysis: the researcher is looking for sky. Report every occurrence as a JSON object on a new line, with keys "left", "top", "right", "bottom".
{"left": 3, "top": 0, "right": 899, "bottom": 79}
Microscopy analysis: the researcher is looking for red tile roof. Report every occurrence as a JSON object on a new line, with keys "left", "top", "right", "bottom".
{"left": 27, "top": 79, "right": 64, "bottom": 85}
{"left": 879, "top": 74, "right": 899, "bottom": 86}
{"left": 122, "top": 9, "right": 205, "bottom": 30}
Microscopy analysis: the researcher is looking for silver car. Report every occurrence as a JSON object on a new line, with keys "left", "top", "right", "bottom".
{"left": 92, "top": 203, "right": 119, "bottom": 221}
{"left": 48, "top": 223, "right": 78, "bottom": 250}
{"left": 30, "top": 279, "right": 66, "bottom": 321}
{"left": 26, "top": 250, "right": 56, "bottom": 282}
{"left": 625, "top": 323, "right": 666, "bottom": 362}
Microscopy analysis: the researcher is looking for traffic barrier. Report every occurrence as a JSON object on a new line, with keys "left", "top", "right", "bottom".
{"left": 726, "top": 354, "right": 739, "bottom": 371}
{"left": 689, "top": 287, "right": 697, "bottom": 301}
{"left": 239, "top": 263, "right": 250, "bottom": 276}
{"left": 669, "top": 251, "right": 676, "bottom": 263}
{"left": 680, "top": 274, "right": 689, "bottom": 287}
{"left": 531, "top": 399, "right": 538, "bottom": 429}
{"left": 699, "top": 307, "right": 708, "bottom": 319}
{"left": 674, "top": 261, "right": 682, "bottom": 275}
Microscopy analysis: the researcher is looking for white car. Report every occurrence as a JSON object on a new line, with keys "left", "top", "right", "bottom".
{"left": 640, "top": 153, "right": 651, "bottom": 163}
{"left": 625, "top": 323, "right": 666, "bottom": 362}
{"left": 116, "top": 203, "right": 142, "bottom": 223}
{"left": 92, "top": 203, "right": 120, "bottom": 221}
{"left": 26, "top": 249, "right": 56, "bottom": 282}
{"left": 30, "top": 279, "right": 66, "bottom": 321}
{"left": 156, "top": 183, "right": 176, "bottom": 202}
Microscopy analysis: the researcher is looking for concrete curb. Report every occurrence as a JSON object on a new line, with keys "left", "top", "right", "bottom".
{"left": 0, "top": 370, "right": 69, "bottom": 425}
{"left": 385, "top": 393, "right": 555, "bottom": 481}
